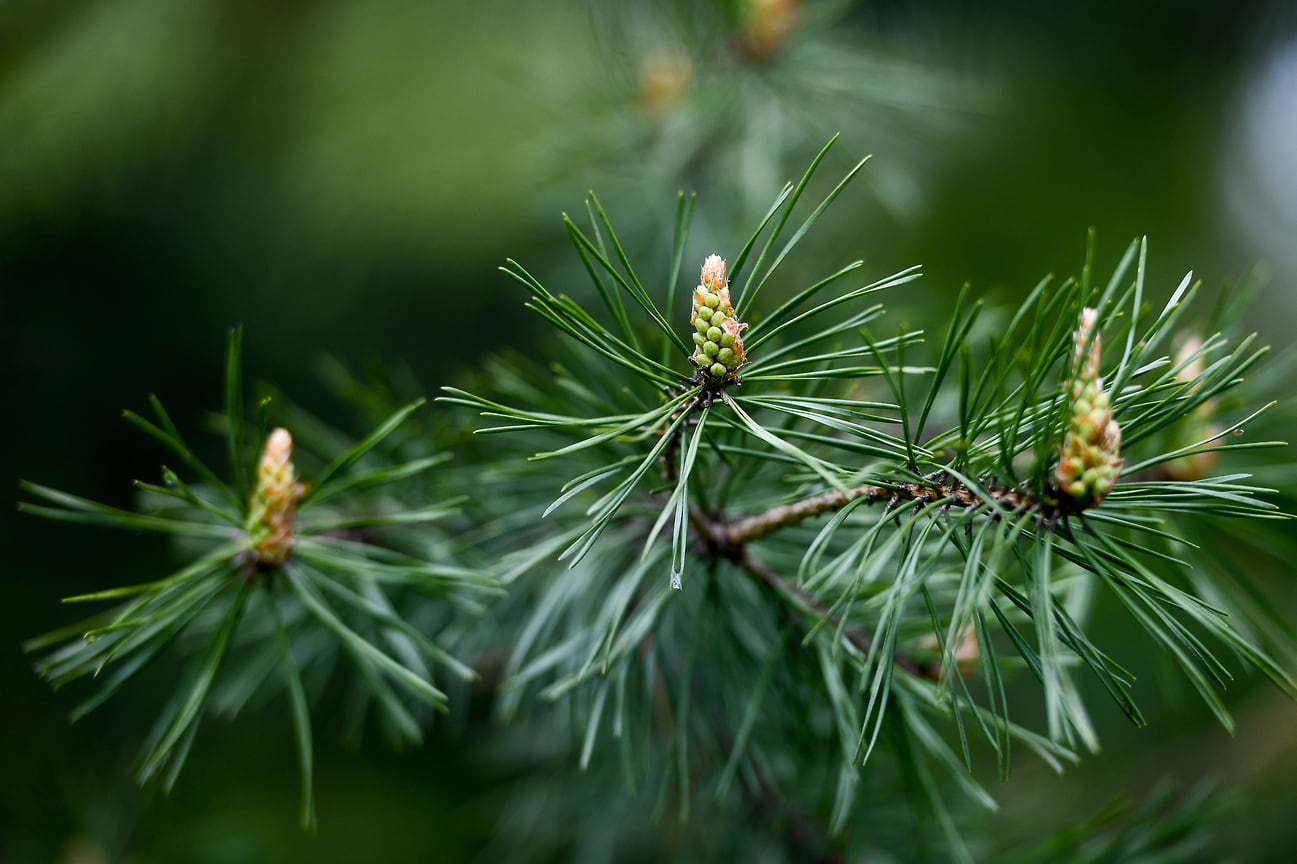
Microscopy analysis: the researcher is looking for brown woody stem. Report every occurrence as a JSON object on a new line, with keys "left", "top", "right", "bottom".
{"left": 711, "top": 480, "right": 1041, "bottom": 547}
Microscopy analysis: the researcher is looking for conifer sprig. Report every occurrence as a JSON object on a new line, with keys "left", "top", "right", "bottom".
{"left": 442, "top": 138, "right": 926, "bottom": 579}
{"left": 445, "top": 142, "right": 1296, "bottom": 855}
{"left": 20, "top": 328, "right": 493, "bottom": 828}
{"left": 18, "top": 135, "right": 1295, "bottom": 859}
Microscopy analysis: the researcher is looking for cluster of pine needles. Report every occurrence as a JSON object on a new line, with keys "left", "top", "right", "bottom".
{"left": 20, "top": 138, "right": 1297, "bottom": 860}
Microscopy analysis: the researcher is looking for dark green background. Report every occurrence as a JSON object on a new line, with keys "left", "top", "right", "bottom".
{"left": 4, "top": 1, "right": 1297, "bottom": 860}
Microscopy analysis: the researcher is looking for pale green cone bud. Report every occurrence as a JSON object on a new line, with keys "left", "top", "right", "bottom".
{"left": 246, "top": 428, "right": 307, "bottom": 566}
{"left": 1055, "top": 307, "right": 1123, "bottom": 506}
{"left": 1163, "top": 336, "right": 1220, "bottom": 481}
{"left": 739, "top": 0, "right": 798, "bottom": 60}
{"left": 687, "top": 255, "right": 749, "bottom": 381}
{"left": 639, "top": 48, "right": 691, "bottom": 117}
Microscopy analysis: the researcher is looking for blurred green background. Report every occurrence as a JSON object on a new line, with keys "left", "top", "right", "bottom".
{"left": 4, "top": 1, "right": 1297, "bottom": 861}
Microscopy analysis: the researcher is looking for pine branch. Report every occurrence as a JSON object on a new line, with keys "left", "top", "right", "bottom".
{"left": 21, "top": 335, "right": 488, "bottom": 821}
{"left": 698, "top": 477, "right": 1044, "bottom": 548}
{"left": 435, "top": 150, "right": 1297, "bottom": 861}
{"left": 23, "top": 132, "right": 1294, "bottom": 863}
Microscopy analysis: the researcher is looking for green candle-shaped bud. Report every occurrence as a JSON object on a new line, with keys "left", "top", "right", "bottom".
{"left": 688, "top": 255, "right": 749, "bottom": 381}
{"left": 1055, "top": 307, "right": 1123, "bottom": 507}
{"left": 246, "top": 428, "right": 307, "bottom": 566}
{"left": 1162, "top": 336, "right": 1219, "bottom": 481}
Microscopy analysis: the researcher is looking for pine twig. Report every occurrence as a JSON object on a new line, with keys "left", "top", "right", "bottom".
{"left": 707, "top": 479, "right": 1042, "bottom": 547}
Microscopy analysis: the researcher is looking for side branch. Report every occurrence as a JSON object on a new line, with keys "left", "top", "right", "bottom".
{"left": 714, "top": 479, "right": 1041, "bottom": 547}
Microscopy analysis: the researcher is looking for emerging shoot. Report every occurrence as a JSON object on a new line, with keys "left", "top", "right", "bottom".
{"left": 690, "top": 254, "right": 747, "bottom": 381}
{"left": 1055, "top": 307, "right": 1123, "bottom": 506}
{"left": 245, "top": 427, "right": 306, "bottom": 567}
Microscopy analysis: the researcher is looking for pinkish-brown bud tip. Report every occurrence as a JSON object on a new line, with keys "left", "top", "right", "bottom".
{"left": 701, "top": 254, "right": 727, "bottom": 292}
{"left": 260, "top": 428, "right": 293, "bottom": 472}
{"left": 1073, "top": 307, "right": 1102, "bottom": 383}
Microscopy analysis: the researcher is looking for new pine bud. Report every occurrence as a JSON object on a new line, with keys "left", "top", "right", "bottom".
{"left": 1055, "top": 308, "right": 1123, "bottom": 506}
{"left": 1162, "top": 336, "right": 1220, "bottom": 481}
{"left": 246, "top": 428, "right": 306, "bottom": 566}
{"left": 689, "top": 255, "right": 748, "bottom": 380}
